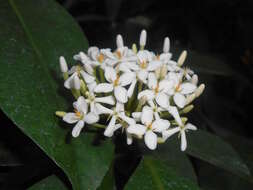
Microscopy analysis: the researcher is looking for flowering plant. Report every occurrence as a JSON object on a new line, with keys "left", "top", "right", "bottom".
{"left": 56, "top": 30, "right": 205, "bottom": 151}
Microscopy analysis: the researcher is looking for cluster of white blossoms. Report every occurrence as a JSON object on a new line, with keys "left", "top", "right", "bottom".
{"left": 56, "top": 30, "right": 205, "bottom": 151}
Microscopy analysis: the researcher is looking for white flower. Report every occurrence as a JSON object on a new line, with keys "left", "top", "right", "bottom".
{"left": 64, "top": 65, "right": 95, "bottom": 89}
{"left": 59, "top": 56, "right": 68, "bottom": 73}
{"left": 138, "top": 72, "right": 173, "bottom": 108}
{"left": 104, "top": 103, "right": 135, "bottom": 137}
{"left": 139, "top": 30, "right": 147, "bottom": 48}
{"left": 162, "top": 123, "right": 197, "bottom": 151}
{"left": 73, "top": 51, "right": 94, "bottom": 75}
{"left": 87, "top": 47, "right": 108, "bottom": 69}
{"left": 127, "top": 106, "right": 170, "bottom": 150}
{"left": 166, "top": 72, "right": 197, "bottom": 108}
{"left": 94, "top": 67, "right": 135, "bottom": 103}
{"left": 63, "top": 96, "right": 99, "bottom": 137}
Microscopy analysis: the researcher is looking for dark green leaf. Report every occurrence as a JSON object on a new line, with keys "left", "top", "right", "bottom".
{"left": 28, "top": 175, "right": 67, "bottom": 190}
{"left": 0, "top": 1, "right": 113, "bottom": 189}
{"left": 186, "top": 130, "right": 250, "bottom": 178}
{"left": 125, "top": 156, "right": 200, "bottom": 190}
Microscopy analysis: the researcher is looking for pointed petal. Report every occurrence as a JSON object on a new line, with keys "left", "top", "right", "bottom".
{"left": 144, "top": 131, "right": 157, "bottom": 150}
{"left": 127, "top": 124, "right": 146, "bottom": 136}
{"left": 72, "top": 120, "right": 84, "bottom": 138}
{"left": 181, "top": 130, "right": 187, "bottom": 151}
{"left": 64, "top": 73, "right": 75, "bottom": 89}
{"left": 127, "top": 79, "right": 137, "bottom": 98}
{"left": 167, "top": 106, "right": 182, "bottom": 126}
{"left": 173, "top": 93, "right": 186, "bottom": 108}
{"left": 162, "top": 127, "right": 180, "bottom": 140}
{"left": 152, "top": 119, "right": 170, "bottom": 132}
{"left": 114, "top": 86, "right": 128, "bottom": 103}
{"left": 132, "top": 112, "right": 142, "bottom": 121}
{"left": 63, "top": 113, "right": 79, "bottom": 124}
{"left": 95, "top": 96, "right": 115, "bottom": 105}
{"left": 158, "top": 79, "right": 174, "bottom": 92}
{"left": 148, "top": 72, "right": 157, "bottom": 89}
{"left": 105, "top": 67, "right": 117, "bottom": 82}
{"left": 137, "top": 90, "right": 154, "bottom": 100}
{"left": 155, "top": 92, "right": 169, "bottom": 108}
{"left": 141, "top": 106, "right": 153, "bottom": 125}
{"left": 119, "top": 72, "right": 135, "bottom": 86}
{"left": 80, "top": 70, "right": 95, "bottom": 84}
{"left": 137, "top": 70, "right": 148, "bottom": 83}
{"left": 147, "top": 60, "right": 162, "bottom": 71}
{"left": 115, "top": 102, "right": 124, "bottom": 112}
{"left": 119, "top": 113, "right": 135, "bottom": 125}
{"left": 94, "top": 83, "right": 113, "bottom": 93}
{"left": 76, "top": 96, "right": 88, "bottom": 114}
{"left": 84, "top": 112, "right": 99, "bottom": 124}
{"left": 180, "top": 83, "right": 197, "bottom": 94}
{"left": 95, "top": 103, "right": 113, "bottom": 115}
{"left": 104, "top": 116, "right": 116, "bottom": 137}
{"left": 185, "top": 123, "right": 197, "bottom": 131}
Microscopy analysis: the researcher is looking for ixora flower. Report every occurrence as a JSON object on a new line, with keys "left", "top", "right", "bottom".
{"left": 56, "top": 29, "right": 205, "bottom": 151}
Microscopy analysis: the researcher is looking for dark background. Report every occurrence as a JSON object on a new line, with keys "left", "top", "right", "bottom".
{"left": 1, "top": 0, "right": 253, "bottom": 189}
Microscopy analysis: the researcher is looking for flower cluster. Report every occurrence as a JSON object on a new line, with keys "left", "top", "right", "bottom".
{"left": 56, "top": 30, "right": 205, "bottom": 151}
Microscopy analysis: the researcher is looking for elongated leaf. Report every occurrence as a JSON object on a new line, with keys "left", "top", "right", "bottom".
{"left": 125, "top": 156, "right": 200, "bottom": 190}
{"left": 0, "top": 1, "right": 113, "bottom": 190}
{"left": 29, "top": 175, "right": 67, "bottom": 190}
{"left": 186, "top": 130, "right": 250, "bottom": 178}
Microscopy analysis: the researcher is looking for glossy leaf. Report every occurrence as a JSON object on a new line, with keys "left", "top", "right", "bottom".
{"left": 29, "top": 175, "right": 67, "bottom": 190}
{"left": 186, "top": 130, "right": 250, "bottom": 178}
{"left": 125, "top": 156, "right": 200, "bottom": 190}
{"left": 0, "top": 1, "right": 113, "bottom": 190}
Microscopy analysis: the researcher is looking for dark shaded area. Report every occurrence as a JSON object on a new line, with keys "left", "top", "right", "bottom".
{"left": 1, "top": 0, "right": 253, "bottom": 189}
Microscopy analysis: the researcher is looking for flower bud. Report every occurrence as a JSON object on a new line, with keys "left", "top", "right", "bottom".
{"left": 161, "top": 64, "right": 168, "bottom": 78}
{"left": 163, "top": 37, "right": 170, "bottom": 53}
{"left": 155, "top": 67, "right": 161, "bottom": 78}
{"left": 55, "top": 111, "right": 66, "bottom": 117}
{"left": 59, "top": 56, "right": 68, "bottom": 73}
{"left": 132, "top": 43, "right": 137, "bottom": 54}
{"left": 140, "top": 95, "right": 147, "bottom": 105}
{"left": 195, "top": 84, "right": 205, "bottom": 98}
{"left": 191, "top": 74, "right": 198, "bottom": 85}
{"left": 116, "top": 34, "right": 124, "bottom": 48}
{"left": 185, "top": 93, "right": 196, "bottom": 105}
{"left": 139, "top": 30, "right": 147, "bottom": 49}
{"left": 181, "top": 105, "right": 194, "bottom": 114}
{"left": 74, "top": 75, "right": 81, "bottom": 90}
{"left": 177, "top": 50, "right": 187, "bottom": 67}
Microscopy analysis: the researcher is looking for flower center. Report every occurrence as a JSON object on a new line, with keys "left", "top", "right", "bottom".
{"left": 115, "top": 50, "right": 122, "bottom": 59}
{"left": 140, "top": 61, "right": 147, "bottom": 69}
{"left": 147, "top": 123, "right": 152, "bottom": 130}
{"left": 154, "top": 84, "right": 159, "bottom": 94}
{"left": 175, "top": 83, "right": 181, "bottom": 92}
{"left": 76, "top": 65, "right": 82, "bottom": 76}
{"left": 74, "top": 109, "right": 82, "bottom": 118}
{"left": 113, "top": 75, "right": 120, "bottom": 86}
{"left": 97, "top": 54, "right": 105, "bottom": 63}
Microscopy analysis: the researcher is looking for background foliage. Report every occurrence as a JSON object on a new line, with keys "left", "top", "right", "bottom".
{"left": 1, "top": 0, "right": 253, "bottom": 189}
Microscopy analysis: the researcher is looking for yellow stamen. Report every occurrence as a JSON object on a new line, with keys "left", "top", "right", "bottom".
{"left": 74, "top": 109, "right": 82, "bottom": 117}
{"left": 154, "top": 84, "right": 159, "bottom": 94}
{"left": 97, "top": 54, "right": 105, "bottom": 63}
{"left": 147, "top": 123, "right": 152, "bottom": 130}
{"left": 113, "top": 75, "right": 120, "bottom": 86}
{"left": 175, "top": 84, "right": 181, "bottom": 92}
{"left": 140, "top": 61, "right": 147, "bottom": 69}
{"left": 115, "top": 50, "right": 122, "bottom": 59}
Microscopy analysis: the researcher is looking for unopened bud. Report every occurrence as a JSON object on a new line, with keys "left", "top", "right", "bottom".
{"left": 140, "top": 95, "right": 147, "bottom": 105}
{"left": 195, "top": 84, "right": 205, "bottom": 98}
{"left": 55, "top": 111, "right": 66, "bottom": 117}
{"left": 132, "top": 43, "right": 137, "bottom": 54}
{"left": 74, "top": 75, "right": 80, "bottom": 90}
{"left": 163, "top": 37, "right": 170, "bottom": 53}
{"left": 185, "top": 93, "right": 196, "bottom": 105}
{"left": 116, "top": 34, "right": 124, "bottom": 48}
{"left": 155, "top": 67, "right": 161, "bottom": 79}
{"left": 182, "top": 105, "right": 194, "bottom": 114}
{"left": 160, "top": 64, "right": 168, "bottom": 78}
{"left": 59, "top": 56, "right": 68, "bottom": 73}
{"left": 139, "top": 30, "right": 147, "bottom": 49}
{"left": 177, "top": 50, "right": 187, "bottom": 67}
{"left": 191, "top": 74, "right": 198, "bottom": 85}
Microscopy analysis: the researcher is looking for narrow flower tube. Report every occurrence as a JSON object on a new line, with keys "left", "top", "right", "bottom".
{"left": 177, "top": 50, "right": 187, "bottom": 67}
{"left": 59, "top": 56, "right": 68, "bottom": 73}
{"left": 139, "top": 30, "right": 147, "bottom": 49}
{"left": 163, "top": 37, "right": 170, "bottom": 53}
{"left": 195, "top": 84, "right": 205, "bottom": 97}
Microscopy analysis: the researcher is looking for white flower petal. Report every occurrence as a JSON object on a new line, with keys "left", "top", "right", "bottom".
{"left": 63, "top": 113, "right": 79, "bottom": 124}
{"left": 162, "top": 127, "right": 180, "bottom": 140}
{"left": 105, "top": 67, "right": 117, "bottom": 82}
{"left": 115, "top": 102, "right": 124, "bottom": 112}
{"left": 75, "top": 96, "right": 88, "bottom": 114}
{"left": 64, "top": 73, "right": 75, "bottom": 89}
{"left": 95, "top": 103, "right": 113, "bottom": 115}
{"left": 132, "top": 112, "right": 142, "bottom": 121}
{"left": 95, "top": 96, "right": 115, "bottom": 105}
{"left": 127, "top": 133, "right": 133, "bottom": 145}
{"left": 167, "top": 106, "right": 182, "bottom": 126}
{"left": 137, "top": 70, "right": 148, "bottom": 83}
{"left": 185, "top": 123, "right": 197, "bottom": 131}
{"left": 155, "top": 92, "right": 169, "bottom": 108}
{"left": 173, "top": 93, "right": 186, "bottom": 108}
{"left": 180, "top": 130, "right": 187, "bottom": 151}
{"left": 152, "top": 119, "right": 170, "bottom": 132}
{"left": 141, "top": 106, "right": 153, "bottom": 125}
{"left": 127, "top": 79, "right": 137, "bottom": 98}
{"left": 72, "top": 120, "right": 84, "bottom": 138}
{"left": 85, "top": 112, "right": 99, "bottom": 124}
{"left": 104, "top": 116, "right": 116, "bottom": 137}
{"left": 119, "top": 113, "right": 135, "bottom": 125}
{"left": 119, "top": 72, "right": 135, "bottom": 86}
{"left": 144, "top": 130, "right": 157, "bottom": 150}
{"left": 148, "top": 72, "right": 157, "bottom": 89}
{"left": 180, "top": 83, "right": 197, "bottom": 94}
{"left": 127, "top": 124, "right": 146, "bottom": 136}
{"left": 159, "top": 79, "right": 174, "bottom": 92}
{"left": 138, "top": 90, "right": 154, "bottom": 100}
{"left": 80, "top": 70, "right": 95, "bottom": 84}
{"left": 114, "top": 86, "right": 128, "bottom": 103}
{"left": 94, "top": 83, "right": 113, "bottom": 93}
{"left": 147, "top": 60, "right": 162, "bottom": 71}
